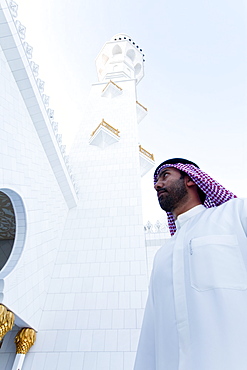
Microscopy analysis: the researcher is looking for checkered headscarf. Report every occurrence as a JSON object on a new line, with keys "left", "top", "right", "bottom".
{"left": 154, "top": 161, "right": 237, "bottom": 236}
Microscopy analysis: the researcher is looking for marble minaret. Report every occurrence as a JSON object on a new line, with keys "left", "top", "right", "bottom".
{"left": 32, "top": 34, "right": 154, "bottom": 370}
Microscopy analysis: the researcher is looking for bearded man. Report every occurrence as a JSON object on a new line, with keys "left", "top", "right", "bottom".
{"left": 134, "top": 158, "right": 247, "bottom": 370}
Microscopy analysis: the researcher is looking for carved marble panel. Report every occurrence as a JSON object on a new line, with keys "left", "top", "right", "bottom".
{"left": 0, "top": 192, "right": 16, "bottom": 240}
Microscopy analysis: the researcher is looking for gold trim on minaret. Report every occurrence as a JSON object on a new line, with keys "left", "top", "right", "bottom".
{"left": 139, "top": 145, "right": 154, "bottom": 161}
{"left": 102, "top": 80, "right": 122, "bottom": 93}
{"left": 91, "top": 119, "right": 120, "bottom": 137}
{"left": 0, "top": 304, "right": 15, "bottom": 341}
{"left": 136, "top": 101, "right": 147, "bottom": 111}
{"left": 15, "top": 328, "right": 36, "bottom": 354}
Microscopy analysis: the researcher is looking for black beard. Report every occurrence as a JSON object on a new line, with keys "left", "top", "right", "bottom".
{"left": 158, "top": 179, "right": 188, "bottom": 212}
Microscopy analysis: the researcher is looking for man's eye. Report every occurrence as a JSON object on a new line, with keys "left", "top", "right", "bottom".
{"left": 158, "top": 173, "right": 167, "bottom": 180}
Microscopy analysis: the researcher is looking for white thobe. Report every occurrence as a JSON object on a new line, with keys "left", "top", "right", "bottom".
{"left": 134, "top": 198, "right": 247, "bottom": 370}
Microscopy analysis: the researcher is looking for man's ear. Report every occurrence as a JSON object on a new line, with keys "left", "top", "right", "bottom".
{"left": 184, "top": 176, "right": 196, "bottom": 188}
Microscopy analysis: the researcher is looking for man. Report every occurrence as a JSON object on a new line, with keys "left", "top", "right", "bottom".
{"left": 134, "top": 158, "right": 247, "bottom": 370}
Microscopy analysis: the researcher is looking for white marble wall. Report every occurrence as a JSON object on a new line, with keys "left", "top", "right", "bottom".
{"left": 0, "top": 42, "right": 69, "bottom": 367}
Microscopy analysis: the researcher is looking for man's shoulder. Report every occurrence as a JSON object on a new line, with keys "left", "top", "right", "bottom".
{"left": 201, "top": 198, "right": 247, "bottom": 221}
{"left": 214, "top": 197, "right": 246, "bottom": 211}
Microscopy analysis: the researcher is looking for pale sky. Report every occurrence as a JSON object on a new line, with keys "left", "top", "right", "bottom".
{"left": 17, "top": 0, "right": 247, "bottom": 223}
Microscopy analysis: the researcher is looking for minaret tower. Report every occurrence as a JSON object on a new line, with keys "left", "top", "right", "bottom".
{"left": 96, "top": 33, "right": 144, "bottom": 84}
{"left": 35, "top": 34, "right": 154, "bottom": 369}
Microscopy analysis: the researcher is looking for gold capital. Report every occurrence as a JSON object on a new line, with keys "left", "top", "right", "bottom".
{"left": 0, "top": 304, "right": 15, "bottom": 341}
{"left": 15, "top": 328, "right": 36, "bottom": 354}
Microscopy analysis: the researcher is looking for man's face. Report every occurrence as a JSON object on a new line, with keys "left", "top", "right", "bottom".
{"left": 154, "top": 167, "right": 188, "bottom": 212}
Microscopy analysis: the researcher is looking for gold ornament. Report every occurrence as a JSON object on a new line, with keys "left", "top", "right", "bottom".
{"left": 15, "top": 328, "right": 36, "bottom": 354}
{"left": 0, "top": 304, "right": 15, "bottom": 341}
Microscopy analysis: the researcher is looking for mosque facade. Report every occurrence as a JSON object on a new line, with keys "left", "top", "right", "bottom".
{"left": 0, "top": 1, "right": 167, "bottom": 368}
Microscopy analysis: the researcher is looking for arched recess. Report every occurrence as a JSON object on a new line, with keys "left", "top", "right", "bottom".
{"left": 112, "top": 44, "right": 122, "bottom": 56}
{"left": 0, "top": 189, "right": 26, "bottom": 278}
{"left": 134, "top": 63, "right": 141, "bottom": 76}
{"left": 126, "top": 49, "right": 135, "bottom": 62}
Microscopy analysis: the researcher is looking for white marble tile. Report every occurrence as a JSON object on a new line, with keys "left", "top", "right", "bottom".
{"left": 66, "top": 330, "right": 82, "bottom": 352}
{"left": 124, "top": 352, "right": 136, "bottom": 370}
{"left": 117, "top": 329, "right": 131, "bottom": 351}
{"left": 97, "top": 352, "right": 111, "bottom": 370}
{"left": 110, "top": 352, "right": 124, "bottom": 370}
{"left": 52, "top": 311, "right": 67, "bottom": 330}
{"left": 29, "top": 353, "right": 47, "bottom": 370}
{"left": 124, "top": 309, "right": 136, "bottom": 329}
{"left": 44, "top": 352, "right": 60, "bottom": 368}
{"left": 112, "top": 310, "right": 124, "bottom": 329}
{"left": 57, "top": 353, "right": 72, "bottom": 369}
{"left": 91, "top": 330, "right": 105, "bottom": 351}
{"left": 79, "top": 330, "right": 93, "bottom": 351}
{"left": 70, "top": 352, "right": 84, "bottom": 369}
{"left": 88, "top": 310, "right": 101, "bottom": 329}
{"left": 100, "top": 309, "right": 112, "bottom": 329}
{"left": 40, "top": 331, "right": 57, "bottom": 352}
{"left": 83, "top": 352, "right": 97, "bottom": 370}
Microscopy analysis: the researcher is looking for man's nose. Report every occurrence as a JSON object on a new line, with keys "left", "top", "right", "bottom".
{"left": 154, "top": 179, "right": 162, "bottom": 190}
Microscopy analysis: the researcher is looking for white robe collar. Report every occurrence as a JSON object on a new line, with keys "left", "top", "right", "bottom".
{"left": 175, "top": 204, "right": 206, "bottom": 230}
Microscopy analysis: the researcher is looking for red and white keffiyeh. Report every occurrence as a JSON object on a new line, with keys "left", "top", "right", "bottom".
{"left": 154, "top": 163, "right": 237, "bottom": 236}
